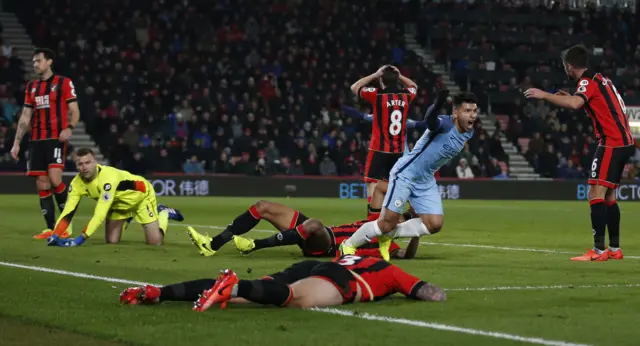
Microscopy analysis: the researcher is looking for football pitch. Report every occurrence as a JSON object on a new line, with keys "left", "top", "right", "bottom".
{"left": 1, "top": 195, "right": 639, "bottom": 346}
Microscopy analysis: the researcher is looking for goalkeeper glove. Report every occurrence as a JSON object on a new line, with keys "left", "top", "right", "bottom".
{"left": 57, "top": 235, "right": 86, "bottom": 247}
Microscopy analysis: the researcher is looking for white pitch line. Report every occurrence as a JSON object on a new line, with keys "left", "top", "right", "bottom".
{"left": 0, "top": 261, "right": 590, "bottom": 346}
{"left": 446, "top": 283, "right": 640, "bottom": 292}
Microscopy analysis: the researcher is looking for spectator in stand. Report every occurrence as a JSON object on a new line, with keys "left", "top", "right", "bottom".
{"left": 320, "top": 155, "right": 337, "bottom": 176}
{"left": 537, "top": 144, "right": 559, "bottom": 178}
{"left": 184, "top": 155, "right": 205, "bottom": 174}
{"left": 456, "top": 158, "right": 474, "bottom": 179}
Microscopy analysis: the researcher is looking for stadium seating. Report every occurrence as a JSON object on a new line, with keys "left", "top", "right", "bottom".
{"left": 1, "top": 0, "right": 638, "bottom": 180}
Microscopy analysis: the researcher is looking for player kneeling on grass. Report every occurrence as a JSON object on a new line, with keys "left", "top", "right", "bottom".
{"left": 186, "top": 200, "right": 420, "bottom": 259}
{"left": 120, "top": 255, "right": 445, "bottom": 310}
{"left": 46, "top": 148, "right": 184, "bottom": 247}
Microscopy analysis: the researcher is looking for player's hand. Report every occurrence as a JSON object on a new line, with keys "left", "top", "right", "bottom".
{"left": 388, "top": 65, "right": 401, "bottom": 75}
{"left": 437, "top": 89, "right": 450, "bottom": 99}
{"left": 523, "top": 88, "right": 547, "bottom": 100}
{"left": 59, "top": 128, "right": 72, "bottom": 142}
{"left": 555, "top": 89, "right": 571, "bottom": 96}
{"left": 10, "top": 143, "right": 20, "bottom": 161}
{"left": 374, "top": 65, "right": 387, "bottom": 77}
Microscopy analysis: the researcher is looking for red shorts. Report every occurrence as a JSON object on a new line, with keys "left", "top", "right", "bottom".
{"left": 364, "top": 150, "right": 403, "bottom": 183}
{"left": 588, "top": 145, "right": 634, "bottom": 188}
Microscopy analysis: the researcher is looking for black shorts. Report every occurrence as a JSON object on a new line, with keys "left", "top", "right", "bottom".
{"left": 588, "top": 145, "right": 635, "bottom": 188}
{"left": 364, "top": 150, "right": 402, "bottom": 183}
{"left": 27, "top": 139, "right": 66, "bottom": 176}
{"left": 293, "top": 212, "right": 336, "bottom": 258}
{"left": 265, "top": 261, "right": 356, "bottom": 303}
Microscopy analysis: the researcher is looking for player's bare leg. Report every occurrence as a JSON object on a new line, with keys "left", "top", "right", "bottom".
{"left": 105, "top": 219, "right": 126, "bottom": 244}
{"left": 207, "top": 200, "right": 300, "bottom": 252}
{"left": 368, "top": 181, "right": 388, "bottom": 221}
{"left": 141, "top": 221, "right": 165, "bottom": 245}
{"left": 233, "top": 218, "right": 332, "bottom": 254}
{"left": 366, "top": 181, "right": 380, "bottom": 220}
{"left": 288, "top": 277, "right": 350, "bottom": 308}
{"left": 571, "top": 183, "right": 610, "bottom": 261}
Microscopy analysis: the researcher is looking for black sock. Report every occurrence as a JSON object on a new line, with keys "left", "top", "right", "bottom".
{"left": 39, "top": 191, "right": 56, "bottom": 229}
{"left": 254, "top": 228, "right": 305, "bottom": 251}
{"left": 236, "top": 279, "right": 292, "bottom": 306}
{"left": 210, "top": 208, "right": 261, "bottom": 250}
{"left": 607, "top": 202, "right": 620, "bottom": 248}
{"left": 159, "top": 279, "right": 216, "bottom": 302}
{"left": 53, "top": 183, "right": 68, "bottom": 212}
{"left": 590, "top": 199, "right": 607, "bottom": 251}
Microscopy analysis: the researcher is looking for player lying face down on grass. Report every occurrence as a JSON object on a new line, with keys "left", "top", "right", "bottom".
{"left": 186, "top": 200, "right": 421, "bottom": 259}
{"left": 120, "top": 255, "right": 446, "bottom": 310}
{"left": 46, "top": 148, "right": 184, "bottom": 247}
{"left": 340, "top": 91, "right": 479, "bottom": 261}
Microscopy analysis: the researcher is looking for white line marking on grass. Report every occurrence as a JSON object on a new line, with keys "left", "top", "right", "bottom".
{"left": 0, "top": 261, "right": 589, "bottom": 346}
{"left": 174, "top": 222, "right": 640, "bottom": 259}
{"left": 310, "top": 308, "right": 590, "bottom": 346}
{"left": 447, "top": 283, "right": 640, "bottom": 292}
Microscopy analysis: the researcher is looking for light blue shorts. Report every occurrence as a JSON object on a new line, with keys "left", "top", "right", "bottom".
{"left": 382, "top": 175, "right": 443, "bottom": 215}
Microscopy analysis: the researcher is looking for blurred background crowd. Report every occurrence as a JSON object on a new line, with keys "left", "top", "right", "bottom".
{"left": 1, "top": 0, "right": 639, "bottom": 180}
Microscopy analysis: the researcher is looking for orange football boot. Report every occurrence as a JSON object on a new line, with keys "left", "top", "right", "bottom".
{"left": 120, "top": 285, "right": 161, "bottom": 305}
{"left": 193, "top": 269, "right": 238, "bottom": 312}
{"left": 571, "top": 249, "right": 608, "bottom": 262}
{"left": 607, "top": 249, "right": 624, "bottom": 260}
{"left": 33, "top": 229, "right": 71, "bottom": 239}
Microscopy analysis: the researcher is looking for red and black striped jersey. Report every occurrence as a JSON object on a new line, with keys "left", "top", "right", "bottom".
{"left": 575, "top": 73, "right": 633, "bottom": 147}
{"left": 334, "top": 255, "right": 424, "bottom": 301}
{"left": 330, "top": 220, "right": 400, "bottom": 258}
{"left": 359, "top": 86, "right": 417, "bottom": 153}
{"left": 23, "top": 75, "right": 77, "bottom": 141}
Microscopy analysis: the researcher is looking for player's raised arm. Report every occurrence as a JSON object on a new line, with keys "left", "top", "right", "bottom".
{"left": 389, "top": 65, "right": 418, "bottom": 90}
{"left": 350, "top": 66, "right": 386, "bottom": 96}
{"left": 425, "top": 89, "right": 449, "bottom": 131}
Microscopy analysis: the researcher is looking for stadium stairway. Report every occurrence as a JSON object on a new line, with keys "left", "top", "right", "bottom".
{"left": 0, "top": 12, "right": 108, "bottom": 165}
{"left": 403, "top": 28, "right": 540, "bottom": 179}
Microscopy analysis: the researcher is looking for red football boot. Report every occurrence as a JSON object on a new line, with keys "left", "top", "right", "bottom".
{"left": 193, "top": 269, "right": 238, "bottom": 312}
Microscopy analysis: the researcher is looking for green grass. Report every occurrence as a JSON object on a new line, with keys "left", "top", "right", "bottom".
{"left": 0, "top": 196, "right": 639, "bottom": 346}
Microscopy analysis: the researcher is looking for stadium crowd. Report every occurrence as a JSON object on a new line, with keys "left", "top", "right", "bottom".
{"left": 1, "top": 0, "right": 639, "bottom": 180}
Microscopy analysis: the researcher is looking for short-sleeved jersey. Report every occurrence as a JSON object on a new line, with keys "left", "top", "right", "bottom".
{"left": 574, "top": 73, "right": 633, "bottom": 147}
{"left": 53, "top": 165, "right": 151, "bottom": 237}
{"left": 391, "top": 115, "right": 474, "bottom": 186}
{"left": 334, "top": 255, "right": 425, "bottom": 301}
{"left": 359, "top": 86, "right": 417, "bottom": 154}
{"left": 23, "top": 75, "right": 77, "bottom": 140}
{"left": 330, "top": 221, "right": 400, "bottom": 257}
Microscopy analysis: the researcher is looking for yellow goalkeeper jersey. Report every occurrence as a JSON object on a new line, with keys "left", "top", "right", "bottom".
{"left": 53, "top": 165, "right": 152, "bottom": 237}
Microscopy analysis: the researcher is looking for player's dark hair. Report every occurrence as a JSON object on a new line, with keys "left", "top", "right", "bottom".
{"left": 452, "top": 92, "right": 478, "bottom": 108}
{"left": 381, "top": 66, "right": 399, "bottom": 88}
{"left": 561, "top": 44, "right": 589, "bottom": 69}
{"left": 33, "top": 48, "right": 56, "bottom": 62}
{"left": 76, "top": 148, "right": 95, "bottom": 157}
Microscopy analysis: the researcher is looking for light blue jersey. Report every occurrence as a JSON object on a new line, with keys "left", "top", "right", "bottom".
{"left": 383, "top": 115, "right": 474, "bottom": 215}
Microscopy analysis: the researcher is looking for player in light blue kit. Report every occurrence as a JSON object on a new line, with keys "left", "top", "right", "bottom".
{"left": 340, "top": 91, "right": 478, "bottom": 260}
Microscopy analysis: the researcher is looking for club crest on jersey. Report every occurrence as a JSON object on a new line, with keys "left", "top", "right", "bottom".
{"left": 51, "top": 85, "right": 57, "bottom": 92}
{"left": 394, "top": 199, "right": 403, "bottom": 208}
{"left": 31, "top": 88, "right": 36, "bottom": 93}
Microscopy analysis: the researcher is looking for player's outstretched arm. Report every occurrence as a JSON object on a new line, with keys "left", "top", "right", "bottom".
{"left": 393, "top": 237, "right": 420, "bottom": 259}
{"left": 425, "top": 89, "right": 449, "bottom": 131}
{"left": 341, "top": 105, "right": 373, "bottom": 122}
{"left": 523, "top": 88, "right": 584, "bottom": 110}
{"left": 51, "top": 190, "right": 82, "bottom": 237}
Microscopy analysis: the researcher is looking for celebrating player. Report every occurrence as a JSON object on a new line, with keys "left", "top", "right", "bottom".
{"left": 46, "top": 148, "right": 184, "bottom": 247}
{"left": 340, "top": 91, "right": 478, "bottom": 261}
{"left": 524, "top": 44, "right": 633, "bottom": 261}
{"left": 120, "top": 255, "right": 446, "bottom": 310}
{"left": 186, "top": 200, "right": 420, "bottom": 259}
{"left": 350, "top": 65, "right": 417, "bottom": 221}
{"left": 11, "top": 48, "right": 80, "bottom": 239}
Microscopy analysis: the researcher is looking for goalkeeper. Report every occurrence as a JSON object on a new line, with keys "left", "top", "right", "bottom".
{"left": 47, "top": 148, "right": 184, "bottom": 247}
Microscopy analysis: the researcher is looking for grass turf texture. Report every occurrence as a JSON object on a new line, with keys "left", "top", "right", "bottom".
{"left": 0, "top": 195, "right": 639, "bottom": 346}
